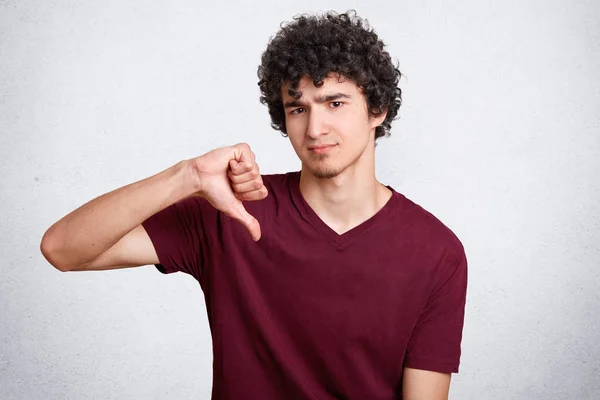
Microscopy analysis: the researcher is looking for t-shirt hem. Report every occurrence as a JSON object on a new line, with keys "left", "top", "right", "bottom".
{"left": 141, "top": 219, "right": 179, "bottom": 275}
{"left": 403, "top": 357, "right": 459, "bottom": 374}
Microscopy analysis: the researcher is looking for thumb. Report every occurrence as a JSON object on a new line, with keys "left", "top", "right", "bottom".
{"left": 229, "top": 158, "right": 242, "bottom": 174}
{"left": 227, "top": 201, "right": 262, "bottom": 242}
{"left": 230, "top": 143, "right": 254, "bottom": 174}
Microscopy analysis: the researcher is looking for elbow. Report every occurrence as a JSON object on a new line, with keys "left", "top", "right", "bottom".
{"left": 40, "top": 228, "right": 71, "bottom": 272}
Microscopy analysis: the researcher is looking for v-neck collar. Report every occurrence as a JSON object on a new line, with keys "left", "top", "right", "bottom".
{"left": 287, "top": 171, "right": 403, "bottom": 248}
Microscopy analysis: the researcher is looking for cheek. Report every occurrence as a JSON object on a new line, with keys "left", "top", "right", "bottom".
{"left": 340, "top": 110, "right": 368, "bottom": 136}
{"left": 345, "top": 105, "right": 369, "bottom": 124}
{"left": 286, "top": 117, "right": 302, "bottom": 135}
{"left": 287, "top": 120, "right": 309, "bottom": 143}
{"left": 286, "top": 129, "right": 305, "bottom": 152}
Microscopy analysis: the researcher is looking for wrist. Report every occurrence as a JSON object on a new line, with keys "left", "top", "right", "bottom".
{"left": 179, "top": 158, "right": 204, "bottom": 197}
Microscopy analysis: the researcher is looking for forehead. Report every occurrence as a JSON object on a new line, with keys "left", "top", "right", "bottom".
{"left": 281, "top": 74, "right": 361, "bottom": 99}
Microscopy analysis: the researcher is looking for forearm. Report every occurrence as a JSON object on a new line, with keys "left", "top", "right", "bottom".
{"left": 41, "top": 160, "right": 197, "bottom": 270}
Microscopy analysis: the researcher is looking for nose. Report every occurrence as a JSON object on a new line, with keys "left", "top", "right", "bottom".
{"left": 306, "top": 109, "right": 329, "bottom": 140}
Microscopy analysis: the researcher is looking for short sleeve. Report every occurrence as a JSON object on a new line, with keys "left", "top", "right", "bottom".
{"left": 141, "top": 195, "right": 218, "bottom": 282}
{"left": 404, "top": 248, "right": 468, "bottom": 373}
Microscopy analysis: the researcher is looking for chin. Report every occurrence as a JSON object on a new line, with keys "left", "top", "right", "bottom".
{"left": 314, "top": 169, "right": 341, "bottom": 179}
{"left": 308, "top": 163, "right": 345, "bottom": 180}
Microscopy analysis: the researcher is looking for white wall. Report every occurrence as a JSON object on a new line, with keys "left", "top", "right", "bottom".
{"left": 1, "top": 0, "right": 599, "bottom": 399}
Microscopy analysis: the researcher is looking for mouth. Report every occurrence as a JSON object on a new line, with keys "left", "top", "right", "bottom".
{"left": 308, "top": 144, "right": 337, "bottom": 154}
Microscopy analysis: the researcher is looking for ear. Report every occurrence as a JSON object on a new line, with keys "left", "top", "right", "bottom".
{"left": 369, "top": 109, "right": 388, "bottom": 130}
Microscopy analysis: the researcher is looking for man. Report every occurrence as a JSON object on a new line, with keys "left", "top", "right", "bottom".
{"left": 41, "top": 11, "right": 467, "bottom": 400}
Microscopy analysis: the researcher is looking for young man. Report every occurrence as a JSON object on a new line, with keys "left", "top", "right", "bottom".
{"left": 41, "top": 11, "right": 467, "bottom": 400}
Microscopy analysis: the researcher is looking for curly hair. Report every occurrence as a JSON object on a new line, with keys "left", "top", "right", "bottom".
{"left": 257, "top": 10, "right": 402, "bottom": 141}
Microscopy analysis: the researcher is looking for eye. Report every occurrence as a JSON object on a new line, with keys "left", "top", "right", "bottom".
{"left": 330, "top": 101, "right": 343, "bottom": 108}
{"left": 290, "top": 108, "right": 305, "bottom": 115}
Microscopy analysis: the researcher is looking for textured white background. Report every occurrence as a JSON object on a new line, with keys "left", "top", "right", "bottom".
{"left": 1, "top": 0, "right": 599, "bottom": 399}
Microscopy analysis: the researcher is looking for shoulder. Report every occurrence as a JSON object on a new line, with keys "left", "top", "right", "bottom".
{"left": 261, "top": 171, "right": 298, "bottom": 192}
{"left": 257, "top": 171, "right": 298, "bottom": 204}
{"left": 240, "top": 171, "right": 298, "bottom": 216}
{"left": 394, "top": 193, "right": 468, "bottom": 295}
{"left": 391, "top": 189, "right": 466, "bottom": 264}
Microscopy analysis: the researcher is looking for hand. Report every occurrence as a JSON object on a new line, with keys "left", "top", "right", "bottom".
{"left": 191, "top": 143, "right": 268, "bottom": 241}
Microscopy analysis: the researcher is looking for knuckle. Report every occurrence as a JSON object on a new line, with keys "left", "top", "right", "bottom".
{"left": 239, "top": 142, "right": 250, "bottom": 151}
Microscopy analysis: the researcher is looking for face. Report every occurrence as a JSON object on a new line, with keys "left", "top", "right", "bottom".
{"left": 281, "top": 74, "right": 386, "bottom": 180}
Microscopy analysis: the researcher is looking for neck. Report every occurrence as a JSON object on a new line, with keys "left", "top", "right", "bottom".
{"left": 298, "top": 143, "right": 392, "bottom": 235}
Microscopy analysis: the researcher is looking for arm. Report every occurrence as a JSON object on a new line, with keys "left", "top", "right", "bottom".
{"left": 40, "top": 160, "right": 194, "bottom": 271}
{"left": 402, "top": 368, "right": 451, "bottom": 400}
{"left": 40, "top": 143, "right": 266, "bottom": 272}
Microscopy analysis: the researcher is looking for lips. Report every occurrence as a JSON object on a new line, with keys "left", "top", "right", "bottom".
{"left": 308, "top": 144, "right": 336, "bottom": 150}
{"left": 308, "top": 144, "right": 337, "bottom": 154}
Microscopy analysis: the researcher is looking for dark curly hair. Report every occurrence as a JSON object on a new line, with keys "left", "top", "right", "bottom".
{"left": 257, "top": 10, "right": 402, "bottom": 141}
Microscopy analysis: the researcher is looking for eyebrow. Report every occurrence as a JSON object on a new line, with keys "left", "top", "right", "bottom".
{"left": 283, "top": 92, "right": 351, "bottom": 108}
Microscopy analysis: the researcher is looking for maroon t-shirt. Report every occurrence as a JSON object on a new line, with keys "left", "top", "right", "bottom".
{"left": 142, "top": 171, "right": 467, "bottom": 400}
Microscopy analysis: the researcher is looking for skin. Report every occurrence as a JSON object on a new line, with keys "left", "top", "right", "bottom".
{"left": 282, "top": 73, "right": 452, "bottom": 398}
{"left": 281, "top": 74, "right": 392, "bottom": 235}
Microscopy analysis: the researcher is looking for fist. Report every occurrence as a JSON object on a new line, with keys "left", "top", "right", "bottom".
{"left": 192, "top": 143, "right": 268, "bottom": 241}
{"left": 227, "top": 148, "right": 268, "bottom": 202}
